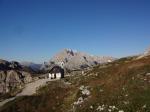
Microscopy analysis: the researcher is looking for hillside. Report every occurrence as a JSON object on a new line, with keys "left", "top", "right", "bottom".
{"left": 1, "top": 55, "right": 150, "bottom": 112}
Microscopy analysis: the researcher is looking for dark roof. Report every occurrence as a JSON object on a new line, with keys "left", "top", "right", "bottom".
{"left": 49, "top": 66, "right": 64, "bottom": 73}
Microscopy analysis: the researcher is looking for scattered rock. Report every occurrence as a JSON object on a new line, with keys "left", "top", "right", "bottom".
{"left": 79, "top": 85, "right": 85, "bottom": 91}
{"left": 74, "top": 97, "right": 84, "bottom": 105}
{"left": 142, "top": 104, "right": 147, "bottom": 109}
{"left": 90, "top": 105, "right": 93, "bottom": 109}
{"left": 79, "top": 85, "right": 90, "bottom": 96}
{"left": 96, "top": 105, "right": 105, "bottom": 111}
{"left": 81, "top": 88, "right": 90, "bottom": 96}
{"left": 73, "top": 85, "right": 91, "bottom": 109}
{"left": 146, "top": 73, "right": 150, "bottom": 76}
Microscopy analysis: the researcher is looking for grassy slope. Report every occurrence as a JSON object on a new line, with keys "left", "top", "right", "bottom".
{"left": 72, "top": 56, "right": 150, "bottom": 112}
{"left": 1, "top": 56, "right": 150, "bottom": 112}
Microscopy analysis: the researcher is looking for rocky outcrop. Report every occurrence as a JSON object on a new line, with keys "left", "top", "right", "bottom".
{"left": 137, "top": 47, "right": 150, "bottom": 59}
{"left": 0, "top": 59, "right": 32, "bottom": 96}
{"left": 143, "top": 47, "right": 150, "bottom": 56}
{"left": 0, "top": 59, "right": 39, "bottom": 74}
{"left": 21, "top": 71, "right": 32, "bottom": 84}
{"left": 0, "top": 70, "right": 32, "bottom": 94}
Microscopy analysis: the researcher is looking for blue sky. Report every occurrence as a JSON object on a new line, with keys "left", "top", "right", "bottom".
{"left": 0, "top": 0, "right": 150, "bottom": 63}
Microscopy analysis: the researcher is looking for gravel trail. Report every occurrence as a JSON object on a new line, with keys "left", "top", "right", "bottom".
{"left": 0, "top": 78, "right": 53, "bottom": 107}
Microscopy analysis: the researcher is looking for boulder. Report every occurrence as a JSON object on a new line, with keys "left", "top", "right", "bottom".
{"left": 21, "top": 71, "right": 32, "bottom": 83}
{"left": 6, "top": 70, "right": 21, "bottom": 84}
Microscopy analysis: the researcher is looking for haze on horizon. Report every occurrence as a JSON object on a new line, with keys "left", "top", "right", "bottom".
{"left": 0, "top": 0, "right": 150, "bottom": 63}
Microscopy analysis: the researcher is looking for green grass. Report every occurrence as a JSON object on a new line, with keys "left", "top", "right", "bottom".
{"left": 0, "top": 93, "right": 11, "bottom": 101}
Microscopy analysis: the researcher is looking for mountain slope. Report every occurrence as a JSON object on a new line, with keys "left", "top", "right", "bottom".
{"left": 47, "top": 49, "right": 115, "bottom": 70}
{"left": 137, "top": 46, "right": 150, "bottom": 59}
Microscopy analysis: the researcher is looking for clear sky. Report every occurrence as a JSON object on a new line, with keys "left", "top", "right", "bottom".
{"left": 0, "top": 0, "right": 150, "bottom": 63}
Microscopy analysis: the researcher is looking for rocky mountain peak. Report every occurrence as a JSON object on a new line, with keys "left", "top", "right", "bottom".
{"left": 64, "top": 48, "right": 76, "bottom": 56}
{"left": 46, "top": 48, "right": 115, "bottom": 70}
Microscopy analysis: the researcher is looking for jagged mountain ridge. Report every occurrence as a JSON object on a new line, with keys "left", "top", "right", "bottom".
{"left": 47, "top": 49, "right": 115, "bottom": 70}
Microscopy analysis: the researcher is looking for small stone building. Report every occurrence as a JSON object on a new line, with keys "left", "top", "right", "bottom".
{"left": 48, "top": 66, "right": 64, "bottom": 79}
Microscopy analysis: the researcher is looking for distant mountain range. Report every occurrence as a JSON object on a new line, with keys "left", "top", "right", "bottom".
{"left": 2, "top": 47, "right": 150, "bottom": 72}
{"left": 20, "top": 62, "right": 42, "bottom": 73}
{"left": 20, "top": 47, "right": 150, "bottom": 71}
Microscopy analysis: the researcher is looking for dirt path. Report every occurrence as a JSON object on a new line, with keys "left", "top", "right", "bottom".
{"left": 17, "top": 78, "right": 52, "bottom": 96}
{"left": 0, "top": 78, "right": 54, "bottom": 107}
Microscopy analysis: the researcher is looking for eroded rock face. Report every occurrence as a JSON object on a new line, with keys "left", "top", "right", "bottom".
{"left": 21, "top": 71, "right": 32, "bottom": 84}
{"left": 6, "top": 70, "right": 21, "bottom": 84}
{"left": 0, "top": 82, "right": 6, "bottom": 93}
{"left": 0, "top": 59, "right": 33, "bottom": 95}
{"left": 0, "top": 71, "right": 6, "bottom": 81}
{"left": 42, "top": 49, "right": 115, "bottom": 71}
{"left": 0, "top": 70, "right": 32, "bottom": 94}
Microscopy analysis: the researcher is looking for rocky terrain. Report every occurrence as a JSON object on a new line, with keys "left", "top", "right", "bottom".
{"left": 137, "top": 47, "right": 150, "bottom": 59}
{"left": 0, "top": 60, "right": 32, "bottom": 99}
{"left": 42, "top": 49, "right": 115, "bottom": 71}
{"left": 0, "top": 49, "right": 115, "bottom": 98}
{"left": 1, "top": 48, "right": 150, "bottom": 112}
{"left": 143, "top": 47, "right": 150, "bottom": 55}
